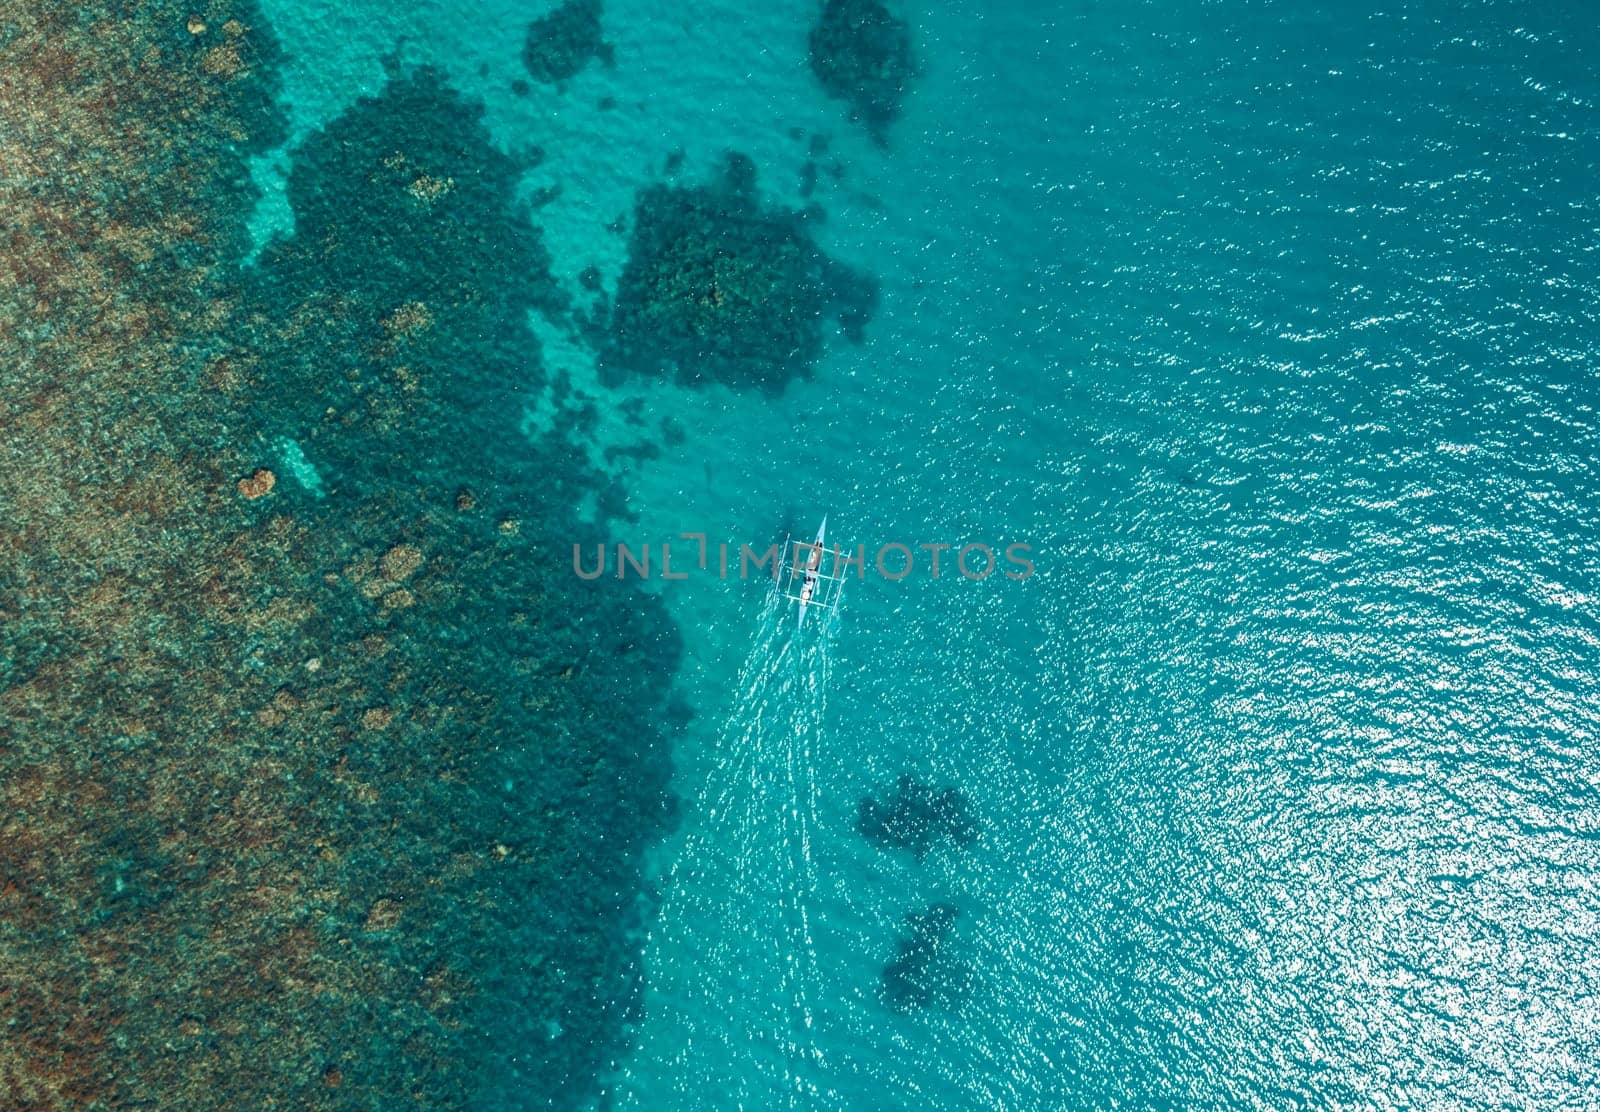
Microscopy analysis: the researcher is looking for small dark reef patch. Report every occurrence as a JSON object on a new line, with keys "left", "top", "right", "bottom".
{"left": 882, "top": 902, "right": 970, "bottom": 1013}
{"left": 858, "top": 775, "right": 978, "bottom": 859}
{"left": 601, "top": 154, "right": 876, "bottom": 392}
{"left": 523, "top": 0, "right": 614, "bottom": 85}
{"left": 808, "top": 0, "right": 915, "bottom": 142}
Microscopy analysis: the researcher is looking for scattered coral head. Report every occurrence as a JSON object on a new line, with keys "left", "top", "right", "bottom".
{"left": 363, "top": 896, "right": 403, "bottom": 931}
{"left": 407, "top": 174, "right": 456, "bottom": 207}
{"left": 379, "top": 543, "right": 423, "bottom": 582}
{"left": 857, "top": 775, "right": 978, "bottom": 860}
{"left": 882, "top": 903, "right": 969, "bottom": 1012}
{"left": 602, "top": 155, "right": 877, "bottom": 392}
{"left": 808, "top": 0, "right": 916, "bottom": 142}
{"left": 381, "top": 301, "right": 434, "bottom": 338}
{"left": 201, "top": 44, "right": 244, "bottom": 79}
{"left": 379, "top": 588, "right": 415, "bottom": 612}
{"left": 522, "top": 0, "right": 614, "bottom": 85}
{"left": 237, "top": 468, "right": 276, "bottom": 499}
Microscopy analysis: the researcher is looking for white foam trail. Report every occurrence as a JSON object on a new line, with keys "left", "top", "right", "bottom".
{"left": 616, "top": 586, "right": 838, "bottom": 1110}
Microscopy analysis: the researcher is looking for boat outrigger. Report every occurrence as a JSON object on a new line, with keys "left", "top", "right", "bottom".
{"left": 779, "top": 517, "right": 847, "bottom": 629}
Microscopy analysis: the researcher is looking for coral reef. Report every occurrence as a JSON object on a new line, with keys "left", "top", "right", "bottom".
{"left": 522, "top": 0, "right": 614, "bottom": 85}
{"left": 807, "top": 0, "right": 916, "bottom": 143}
{"left": 601, "top": 154, "right": 877, "bottom": 392}
{"left": 858, "top": 775, "right": 978, "bottom": 859}
{"left": 881, "top": 903, "right": 970, "bottom": 1013}
{"left": 2, "top": 12, "right": 677, "bottom": 1110}
{"left": 252, "top": 64, "right": 566, "bottom": 493}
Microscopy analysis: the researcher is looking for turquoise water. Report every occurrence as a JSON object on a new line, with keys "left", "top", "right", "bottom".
{"left": 254, "top": 0, "right": 1599, "bottom": 1105}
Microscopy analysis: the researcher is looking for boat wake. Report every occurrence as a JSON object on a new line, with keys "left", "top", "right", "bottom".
{"left": 615, "top": 585, "right": 839, "bottom": 1109}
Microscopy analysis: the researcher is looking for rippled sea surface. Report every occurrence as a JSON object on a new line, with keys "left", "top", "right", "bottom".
{"left": 599, "top": 1, "right": 1600, "bottom": 1107}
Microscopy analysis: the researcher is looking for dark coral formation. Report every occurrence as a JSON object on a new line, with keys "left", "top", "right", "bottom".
{"left": 881, "top": 903, "right": 970, "bottom": 1013}
{"left": 858, "top": 775, "right": 979, "bottom": 860}
{"left": 601, "top": 154, "right": 876, "bottom": 392}
{"left": 2, "top": 12, "right": 678, "bottom": 1109}
{"left": 522, "top": 0, "right": 614, "bottom": 85}
{"left": 234, "top": 67, "right": 679, "bottom": 1108}
{"left": 807, "top": 0, "right": 915, "bottom": 143}
{"left": 252, "top": 64, "right": 566, "bottom": 491}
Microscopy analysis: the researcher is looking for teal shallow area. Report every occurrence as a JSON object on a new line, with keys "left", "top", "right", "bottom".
{"left": 255, "top": 0, "right": 1598, "bottom": 1106}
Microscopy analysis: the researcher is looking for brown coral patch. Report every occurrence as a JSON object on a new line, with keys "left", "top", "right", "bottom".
{"left": 237, "top": 467, "right": 275, "bottom": 498}
{"left": 200, "top": 43, "right": 242, "bottom": 79}
{"left": 379, "top": 542, "right": 424, "bottom": 582}
{"left": 362, "top": 897, "right": 403, "bottom": 932}
{"left": 406, "top": 174, "right": 455, "bottom": 206}
{"left": 381, "top": 300, "right": 433, "bottom": 339}
{"left": 379, "top": 587, "right": 414, "bottom": 612}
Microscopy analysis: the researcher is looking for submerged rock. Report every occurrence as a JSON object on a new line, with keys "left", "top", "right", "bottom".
{"left": 522, "top": 0, "right": 614, "bottom": 85}
{"left": 602, "top": 154, "right": 876, "bottom": 392}
{"left": 808, "top": 0, "right": 915, "bottom": 142}
{"left": 858, "top": 775, "right": 978, "bottom": 859}
{"left": 882, "top": 902, "right": 970, "bottom": 1012}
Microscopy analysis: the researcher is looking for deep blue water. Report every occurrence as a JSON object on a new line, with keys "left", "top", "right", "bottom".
{"left": 256, "top": 0, "right": 1600, "bottom": 1106}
